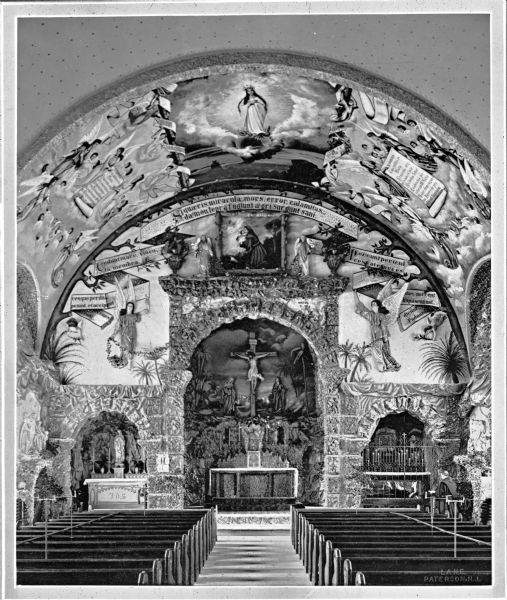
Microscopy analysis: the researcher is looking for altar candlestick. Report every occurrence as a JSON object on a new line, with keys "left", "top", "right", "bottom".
{"left": 92, "top": 448, "right": 95, "bottom": 472}
{"left": 108, "top": 448, "right": 111, "bottom": 472}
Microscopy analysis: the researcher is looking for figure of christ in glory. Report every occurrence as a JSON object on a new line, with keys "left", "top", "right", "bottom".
{"left": 230, "top": 332, "right": 277, "bottom": 417}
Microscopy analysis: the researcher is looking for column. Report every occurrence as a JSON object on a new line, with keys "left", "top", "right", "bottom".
{"left": 145, "top": 369, "right": 190, "bottom": 508}
{"left": 50, "top": 439, "right": 75, "bottom": 515}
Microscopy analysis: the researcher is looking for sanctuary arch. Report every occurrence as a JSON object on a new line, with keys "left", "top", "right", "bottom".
{"left": 15, "top": 50, "right": 490, "bottom": 520}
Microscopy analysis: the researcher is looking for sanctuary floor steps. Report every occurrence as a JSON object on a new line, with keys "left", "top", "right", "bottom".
{"left": 195, "top": 531, "right": 312, "bottom": 586}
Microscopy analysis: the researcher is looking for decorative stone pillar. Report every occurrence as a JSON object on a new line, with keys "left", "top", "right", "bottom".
{"left": 50, "top": 438, "right": 75, "bottom": 514}
{"left": 320, "top": 366, "right": 350, "bottom": 508}
{"left": 17, "top": 457, "right": 52, "bottom": 524}
{"left": 145, "top": 369, "right": 190, "bottom": 508}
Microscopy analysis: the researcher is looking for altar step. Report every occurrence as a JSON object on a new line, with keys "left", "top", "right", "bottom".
{"left": 195, "top": 532, "right": 311, "bottom": 586}
{"left": 217, "top": 511, "right": 291, "bottom": 531}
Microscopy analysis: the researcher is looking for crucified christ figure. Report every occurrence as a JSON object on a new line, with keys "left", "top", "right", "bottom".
{"left": 230, "top": 332, "right": 277, "bottom": 417}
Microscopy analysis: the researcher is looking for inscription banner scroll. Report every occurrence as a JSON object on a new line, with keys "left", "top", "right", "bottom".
{"left": 92, "top": 245, "right": 165, "bottom": 275}
{"left": 139, "top": 194, "right": 359, "bottom": 242}
{"left": 346, "top": 247, "right": 407, "bottom": 275}
{"left": 382, "top": 149, "right": 447, "bottom": 216}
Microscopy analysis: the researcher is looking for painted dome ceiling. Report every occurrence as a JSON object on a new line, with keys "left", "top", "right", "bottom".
{"left": 17, "top": 58, "right": 490, "bottom": 368}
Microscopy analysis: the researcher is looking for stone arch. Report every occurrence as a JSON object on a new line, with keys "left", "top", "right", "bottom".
{"left": 184, "top": 309, "right": 323, "bottom": 370}
{"left": 355, "top": 395, "right": 448, "bottom": 446}
{"left": 58, "top": 386, "right": 162, "bottom": 441}
{"left": 183, "top": 311, "right": 323, "bottom": 414}
{"left": 181, "top": 313, "right": 326, "bottom": 506}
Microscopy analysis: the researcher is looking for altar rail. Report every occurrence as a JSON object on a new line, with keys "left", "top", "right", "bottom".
{"left": 362, "top": 444, "right": 435, "bottom": 473}
{"left": 291, "top": 506, "right": 491, "bottom": 586}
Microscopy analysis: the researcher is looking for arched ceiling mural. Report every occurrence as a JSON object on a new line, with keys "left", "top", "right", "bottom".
{"left": 17, "top": 54, "right": 490, "bottom": 386}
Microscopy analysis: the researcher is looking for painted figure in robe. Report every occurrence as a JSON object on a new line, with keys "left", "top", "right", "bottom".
{"left": 238, "top": 86, "right": 270, "bottom": 136}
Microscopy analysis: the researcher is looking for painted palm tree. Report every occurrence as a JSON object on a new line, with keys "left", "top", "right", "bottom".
{"left": 291, "top": 344, "right": 310, "bottom": 416}
{"left": 138, "top": 343, "right": 168, "bottom": 385}
{"left": 348, "top": 342, "right": 372, "bottom": 382}
{"left": 337, "top": 340, "right": 355, "bottom": 370}
{"left": 132, "top": 360, "right": 157, "bottom": 385}
{"left": 419, "top": 332, "right": 469, "bottom": 384}
{"left": 42, "top": 328, "right": 85, "bottom": 384}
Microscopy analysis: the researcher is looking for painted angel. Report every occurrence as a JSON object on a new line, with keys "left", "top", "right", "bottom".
{"left": 106, "top": 276, "right": 141, "bottom": 368}
{"left": 353, "top": 279, "right": 409, "bottom": 372}
{"left": 191, "top": 236, "right": 214, "bottom": 276}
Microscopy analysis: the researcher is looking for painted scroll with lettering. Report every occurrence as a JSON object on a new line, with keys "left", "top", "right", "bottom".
{"left": 382, "top": 148, "right": 447, "bottom": 217}
{"left": 93, "top": 245, "right": 165, "bottom": 275}
{"left": 139, "top": 194, "right": 359, "bottom": 242}
{"left": 398, "top": 304, "right": 436, "bottom": 331}
{"left": 401, "top": 290, "right": 440, "bottom": 308}
{"left": 346, "top": 247, "right": 407, "bottom": 275}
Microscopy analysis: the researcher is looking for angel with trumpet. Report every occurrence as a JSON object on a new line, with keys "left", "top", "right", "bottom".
{"left": 354, "top": 278, "right": 409, "bottom": 372}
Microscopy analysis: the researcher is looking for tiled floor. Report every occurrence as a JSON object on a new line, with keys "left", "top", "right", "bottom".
{"left": 195, "top": 533, "right": 312, "bottom": 586}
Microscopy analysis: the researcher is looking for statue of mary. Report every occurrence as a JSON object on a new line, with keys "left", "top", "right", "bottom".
{"left": 114, "top": 431, "right": 125, "bottom": 466}
{"left": 238, "top": 86, "right": 270, "bottom": 137}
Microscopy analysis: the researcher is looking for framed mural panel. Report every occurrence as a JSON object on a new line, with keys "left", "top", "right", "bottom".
{"left": 218, "top": 211, "right": 286, "bottom": 273}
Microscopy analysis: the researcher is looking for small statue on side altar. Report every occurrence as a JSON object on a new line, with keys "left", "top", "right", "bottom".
{"left": 114, "top": 431, "right": 125, "bottom": 467}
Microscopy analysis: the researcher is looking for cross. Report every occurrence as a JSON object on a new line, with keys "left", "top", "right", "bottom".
{"left": 230, "top": 332, "right": 277, "bottom": 417}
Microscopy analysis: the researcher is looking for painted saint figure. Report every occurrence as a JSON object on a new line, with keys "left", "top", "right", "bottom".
{"left": 107, "top": 276, "right": 141, "bottom": 368}
{"left": 192, "top": 236, "right": 215, "bottom": 276}
{"left": 32, "top": 424, "right": 49, "bottom": 453}
{"left": 237, "top": 226, "right": 268, "bottom": 268}
{"left": 114, "top": 431, "right": 125, "bottom": 466}
{"left": 221, "top": 377, "right": 237, "bottom": 415}
{"left": 353, "top": 279, "right": 408, "bottom": 372}
{"left": 293, "top": 236, "right": 316, "bottom": 276}
{"left": 116, "top": 302, "right": 141, "bottom": 359}
{"left": 19, "top": 413, "right": 37, "bottom": 455}
{"left": 238, "top": 86, "right": 270, "bottom": 137}
{"left": 271, "top": 377, "right": 287, "bottom": 413}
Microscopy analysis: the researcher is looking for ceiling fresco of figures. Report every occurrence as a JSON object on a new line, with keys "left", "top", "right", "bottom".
{"left": 16, "top": 65, "right": 490, "bottom": 386}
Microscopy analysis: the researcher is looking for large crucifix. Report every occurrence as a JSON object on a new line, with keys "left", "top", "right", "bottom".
{"left": 230, "top": 332, "right": 277, "bottom": 417}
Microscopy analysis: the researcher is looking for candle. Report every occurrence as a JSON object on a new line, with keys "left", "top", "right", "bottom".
{"left": 92, "top": 447, "right": 95, "bottom": 472}
{"left": 108, "top": 448, "right": 111, "bottom": 471}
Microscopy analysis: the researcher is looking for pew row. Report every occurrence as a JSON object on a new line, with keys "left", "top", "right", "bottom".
{"left": 17, "top": 509, "right": 217, "bottom": 586}
{"left": 291, "top": 507, "right": 492, "bottom": 586}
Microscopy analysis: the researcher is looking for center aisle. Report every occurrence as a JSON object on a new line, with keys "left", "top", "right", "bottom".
{"left": 195, "top": 532, "right": 312, "bottom": 586}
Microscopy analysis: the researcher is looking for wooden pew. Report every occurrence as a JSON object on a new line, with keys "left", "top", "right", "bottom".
{"left": 17, "top": 508, "right": 217, "bottom": 586}
{"left": 291, "top": 508, "right": 491, "bottom": 587}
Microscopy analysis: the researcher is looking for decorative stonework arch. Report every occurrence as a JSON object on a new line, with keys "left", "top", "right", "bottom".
{"left": 58, "top": 385, "right": 163, "bottom": 440}
{"left": 355, "top": 395, "right": 449, "bottom": 444}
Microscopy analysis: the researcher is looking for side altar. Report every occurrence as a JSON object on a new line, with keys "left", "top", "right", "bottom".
{"left": 84, "top": 477, "right": 147, "bottom": 510}
{"left": 84, "top": 431, "right": 148, "bottom": 510}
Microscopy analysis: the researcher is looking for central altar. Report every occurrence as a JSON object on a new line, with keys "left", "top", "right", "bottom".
{"left": 209, "top": 421, "right": 298, "bottom": 509}
{"left": 209, "top": 467, "right": 297, "bottom": 504}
